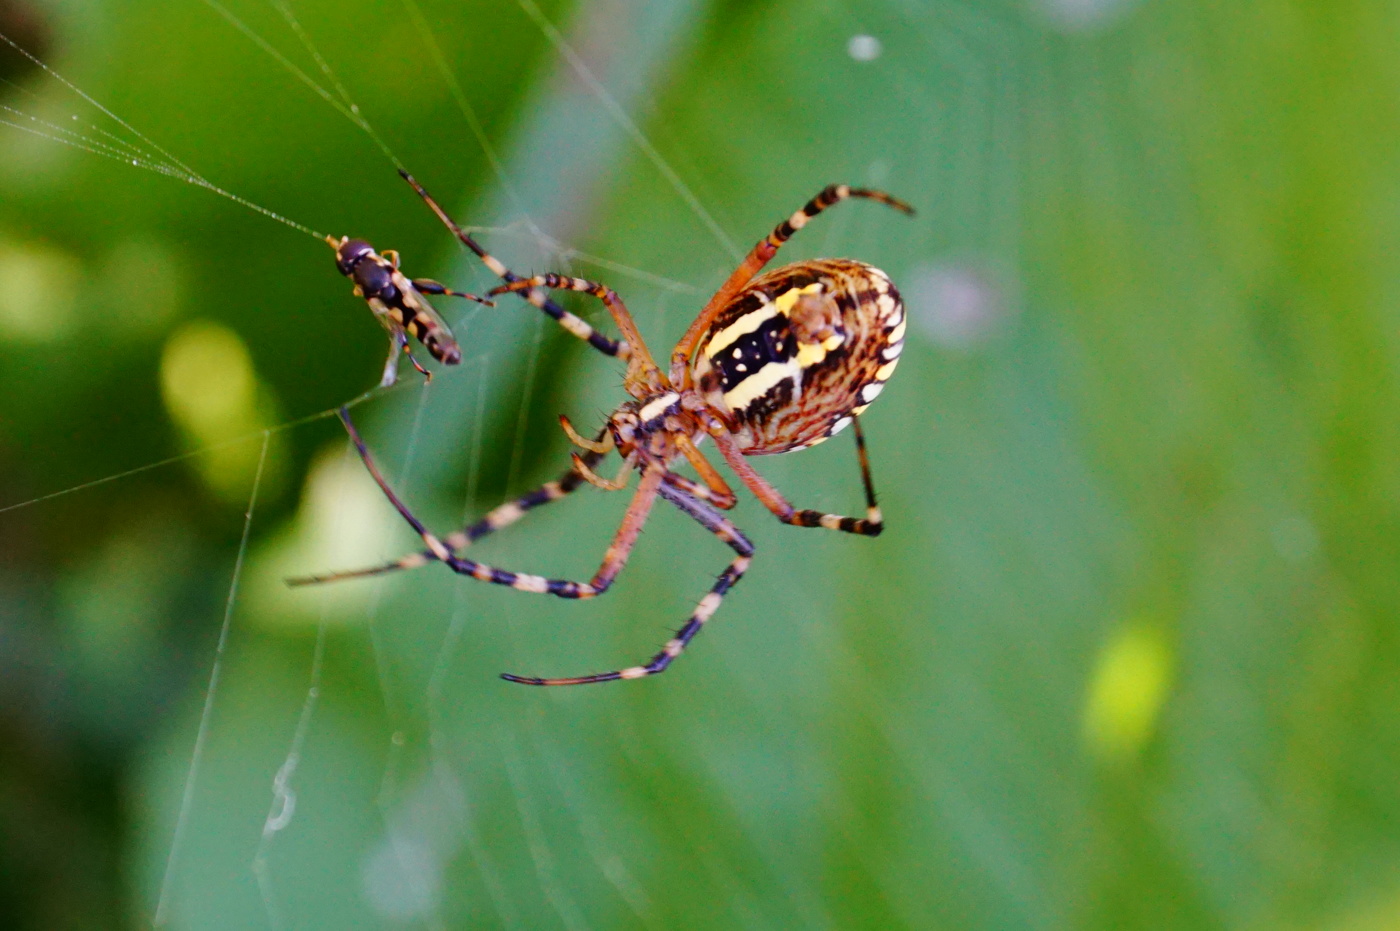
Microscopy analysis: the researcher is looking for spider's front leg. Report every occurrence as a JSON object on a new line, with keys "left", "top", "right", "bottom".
{"left": 502, "top": 480, "right": 754, "bottom": 686}
{"left": 488, "top": 275, "right": 665, "bottom": 387}
{"left": 293, "top": 408, "right": 662, "bottom": 599}
{"left": 670, "top": 184, "right": 915, "bottom": 385}
{"left": 399, "top": 170, "right": 629, "bottom": 359}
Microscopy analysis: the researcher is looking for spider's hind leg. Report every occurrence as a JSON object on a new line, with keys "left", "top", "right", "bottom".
{"left": 713, "top": 418, "right": 884, "bottom": 537}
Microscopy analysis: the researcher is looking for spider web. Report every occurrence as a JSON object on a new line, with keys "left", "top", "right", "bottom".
{"left": 0, "top": 0, "right": 1072, "bottom": 927}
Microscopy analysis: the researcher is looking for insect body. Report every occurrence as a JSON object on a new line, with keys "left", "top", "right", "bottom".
{"left": 297, "top": 184, "right": 913, "bottom": 685}
{"left": 328, "top": 235, "right": 492, "bottom": 387}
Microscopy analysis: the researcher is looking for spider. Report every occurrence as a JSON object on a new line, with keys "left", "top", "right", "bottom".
{"left": 292, "top": 180, "right": 914, "bottom": 686}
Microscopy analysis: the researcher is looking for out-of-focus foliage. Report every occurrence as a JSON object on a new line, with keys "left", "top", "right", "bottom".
{"left": 1, "top": 0, "right": 1398, "bottom": 928}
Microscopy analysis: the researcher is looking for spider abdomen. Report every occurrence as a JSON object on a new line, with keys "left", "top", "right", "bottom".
{"left": 694, "top": 258, "right": 905, "bottom": 454}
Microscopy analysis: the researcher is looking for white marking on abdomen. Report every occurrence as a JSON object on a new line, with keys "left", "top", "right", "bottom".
{"left": 703, "top": 300, "right": 774, "bottom": 359}
{"left": 723, "top": 359, "right": 801, "bottom": 412}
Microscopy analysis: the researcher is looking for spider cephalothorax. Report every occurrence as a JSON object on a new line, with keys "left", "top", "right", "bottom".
{"left": 295, "top": 180, "right": 913, "bottom": 685}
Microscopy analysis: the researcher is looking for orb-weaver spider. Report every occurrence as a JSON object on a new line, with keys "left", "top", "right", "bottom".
{"left": 292, "top": 179, "right": 913, "bottom": 686}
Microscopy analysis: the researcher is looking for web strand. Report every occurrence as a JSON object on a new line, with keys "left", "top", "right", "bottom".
{"left": 153, "top": 430, "right": 271, "bottom": 928}
{"left": 265, "top": 0, "right": 408, "bottom": 171}
{"left": 512, "top": 0, "right": 741, "bottom": 262}
{"left": 0, "top": 389, "right": 378, "bottom": 516}
{"left": 252, "top": 434, "right": 343, "bottom": 930}
{"left": 0, "top": 29, "right": 325, "bottom": 240}
{"left": 0, "top": 29, "right": 202, "bottom": 178}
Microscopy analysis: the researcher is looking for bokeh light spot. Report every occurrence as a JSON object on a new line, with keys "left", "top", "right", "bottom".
{"left": 907, "top": 260, "right": 1016, "bottom": 350}
{"left": 247, "top": 441, "right": 414, "bottom": 625}
{"left": 1034, "top": 0, "right": 1140, "bottom": 33}
{"left": 160, "top": 319, "right": 277, "bottom": 500}
{"left": 0, "top": 239, "right": 80, "bottom": 342}
{"left": 161, "top": 319, "right": 256, "bottom": 434}
{"left": 848, "top": 34, "right": 882, "bottom": 62}
{"left": 1083, "top": 620, "right": 1174, "bottom": 762}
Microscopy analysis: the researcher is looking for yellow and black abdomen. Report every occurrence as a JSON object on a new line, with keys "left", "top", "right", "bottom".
{"left": 694, "top": 258, "right": 906, "bottom": 455}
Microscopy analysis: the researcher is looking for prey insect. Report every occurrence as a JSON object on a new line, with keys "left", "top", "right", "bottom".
{"left": 331, "top": 169, "right": 630, "bottom": 387}
{"left": 328, "top": 235, "right": 493, "bottom": 387}
{"left": 295, "top": 182, "right": 914, "bottom": 686}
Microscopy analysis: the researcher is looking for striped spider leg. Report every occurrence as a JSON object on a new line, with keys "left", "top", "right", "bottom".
{"left": 285, "top": 422, "right": 614, "bottom": 587}
{"left": 292, "top": 407, "right": 657, "bottom": 600}
{"left": 713, "top": 416, "right": 884, "bottom": 536}
{"left": 398, "top": 170, "right": 630, "bottom": 361}
{"left": 501, "top": 482, "right": 754, "bottom": 686}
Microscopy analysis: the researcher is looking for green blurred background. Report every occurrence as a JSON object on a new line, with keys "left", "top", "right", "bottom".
{"left": 2, "top": 0, "right": 1398, "bottom": 927}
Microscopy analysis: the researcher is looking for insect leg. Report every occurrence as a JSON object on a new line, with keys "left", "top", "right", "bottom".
{"left": 410, "top": 278, "right": 494, "bottom": 307}
{"left": 379, "top": 328, "right": 406, "bottom": 388}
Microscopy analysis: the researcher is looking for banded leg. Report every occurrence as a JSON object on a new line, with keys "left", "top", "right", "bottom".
{"left": 287, "top": 443, "right": 609, "bottom": 586}
{"left": 297, "top": 408, "right": 662, "bottom": 598}
{"left": 488, "top": 275, "right": 664, "bottom": 384}
{"left": 502, "top": 481, "right": 754, "bottom": 686}
{"left": 662, "top": 470, "right": 734, "bottom": 509}
{"left": 400, "top": 170, "right": 628, "bottom": 359}
{"left": 673, "top": 433, "right": 736, "bottom": 509}
{"left": 409, "top": 278, "right": 495, "bottom": 307}
{"left": 670, "top": 185, "right": 915, "bottom": 386}
{"left": 712, "top": 418, "right": 884, "bottom": 536}
{"left": 379, "top": 327, "right": 433, "bottom": 388}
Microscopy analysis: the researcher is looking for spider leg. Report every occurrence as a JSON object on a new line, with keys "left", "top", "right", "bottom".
{"left": 673, "top": 433, "right": 736, "bottom": 509}
{"left": 712, "top": 418, "right": 883, "bottom": 536}
{"left": 661, "top": 470, "right": 733, "bottom": 509}
{"left": 670, "top": 185, "right": 914, "bottom": 386}
{"left": 488, "top": 275, "right": 665, "bottom": 386}
{"left": 297, "top": 408, "right": 662, "bottom": 598}
{"left": 410, "top": 278, "right": 494, "bottom": 307}
{"left": 502, "top": 480, "right": 754, "bottom": 686}
{"left": 288, "top": 422, "right": 613, "bottom": 586}
{"left": 399, "top": 170, "right": 628, "bottom": 359}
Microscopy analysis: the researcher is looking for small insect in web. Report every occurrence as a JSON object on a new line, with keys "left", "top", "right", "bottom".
{"left": 327, "top": 235, "right": 494, "bottom": 387}
{"left": 293, "top": 181, "right": 914, "bottom": 686}
{"left": 328, "top": 170, "right": 631, "bottom": 387}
